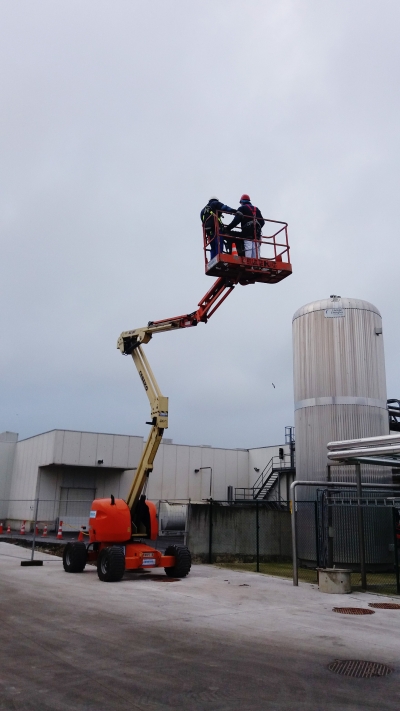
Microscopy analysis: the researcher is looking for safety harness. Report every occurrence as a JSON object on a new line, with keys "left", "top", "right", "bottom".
{"left": 202, "top": 204, "right": 223, "bottom": 231}
{"left": 243, "top": 204, "right": 261, "bottom": 234}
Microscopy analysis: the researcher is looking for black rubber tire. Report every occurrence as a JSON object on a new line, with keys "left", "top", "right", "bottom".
{"left": 63, "top": 542, "right": 87, "bottom": 573}
{"left": 164, "top": 545, "right": 192, "bottom": 578}
{"left": 97, "top": 546, "right": 125, "bottom": 582}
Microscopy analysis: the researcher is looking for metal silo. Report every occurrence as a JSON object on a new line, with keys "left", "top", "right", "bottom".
{"left": 292, "top": 296, "right": 391, "bottom": 565}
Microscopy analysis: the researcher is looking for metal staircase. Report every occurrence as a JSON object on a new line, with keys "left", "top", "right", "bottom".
{"left": 252, "top": 456, "right": 294, "bottom": 499}
{"left": 235, "top": 427, "right": 296, "bottom": 502}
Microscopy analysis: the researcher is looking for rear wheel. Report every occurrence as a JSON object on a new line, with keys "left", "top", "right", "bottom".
{"left": 63, "top": 542, "right": 87, "bottom": 573}
{"left": 164, "top": 545, "right": 191, "bottom": 578}
{"left": 97, "top": 546, "right": 125, "bottom": 582}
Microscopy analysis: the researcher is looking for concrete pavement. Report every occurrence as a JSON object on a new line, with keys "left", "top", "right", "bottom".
{"left": 0, "top": 541, "right": 399, "bottom": 710}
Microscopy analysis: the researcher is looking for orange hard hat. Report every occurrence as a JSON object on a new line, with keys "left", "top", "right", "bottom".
{"left": 240, "top": 194, "right": 250, "bottom": 201}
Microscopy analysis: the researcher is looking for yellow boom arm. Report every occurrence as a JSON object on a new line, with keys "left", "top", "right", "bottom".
{"left": 121, "top": 338, "right": 168, "bottom": 513}
{"left": 117, "top": 277, "right": 235, "bottom": 516}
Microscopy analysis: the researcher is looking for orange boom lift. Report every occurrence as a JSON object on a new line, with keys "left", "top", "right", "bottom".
{"left": 62, "top": 209, "right": 292, "bottom": 581}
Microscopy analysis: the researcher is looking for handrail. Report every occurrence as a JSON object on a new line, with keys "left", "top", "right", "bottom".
{"left": 202, "top": 209, "right": 291, "bottom": 267}
{"left": 253, "top": 455, "right": 295, "bottom": 498}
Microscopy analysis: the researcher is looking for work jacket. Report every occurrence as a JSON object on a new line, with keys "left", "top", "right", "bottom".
{"left": 227, "top": 201, "right": 265, "bottom": 236}
{"left": 200, "top": 200, "right": 234, "bottom": 232}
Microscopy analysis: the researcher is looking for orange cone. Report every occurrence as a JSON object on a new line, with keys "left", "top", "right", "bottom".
{"left": 41, "top": 524, "right": 48, "bottom": 537}
{"left": 0, "top": 523, "right": 3, "bottom": 534}
{"left": 20, "top": 521, "right": 26, "bottom": 535}
{"left": 6, "top": 524, "right": 11, "bottom": 534}
{"left": 56, "top": 521, "right": 63, "bottom": 540}
{"left": 232, "top": 242, "right": 239, "bottom": 257}
{"left": 77, "top": 526, "right": 86, "bottom": 542}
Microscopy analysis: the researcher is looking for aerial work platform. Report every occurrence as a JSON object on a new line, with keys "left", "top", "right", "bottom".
{"left": 203, "top": 212, "right": 291, "bottom": 285}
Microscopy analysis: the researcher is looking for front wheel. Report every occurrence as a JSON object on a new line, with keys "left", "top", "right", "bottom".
{"left": 63, "top": 542, "right": 87, "bottom": 573}
{"left": 164, "top": 545, "right": 191, "bottom": 578}
{"left": 97, "top": 546, "right": 125, "bottom": 582}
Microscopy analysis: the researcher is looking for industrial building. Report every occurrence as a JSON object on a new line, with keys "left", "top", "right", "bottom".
{"left": 0, "top": 428, "right": 294, "bottom": 530}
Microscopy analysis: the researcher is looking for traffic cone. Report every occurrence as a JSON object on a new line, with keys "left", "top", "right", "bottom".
{"left": 56, "top": 521, "right": 63, "bottom": 540}
{"left": 6, "top": 524, "right": 11, "bottom": 534}
{"left": 20, "top": 521, "right": 26, "bottom": 535}
{"left": 41, "top": 524, "right": 48, "bottom": 538}
{"left": 77, "top": 526, "right": 86, "bottom": 542}
{"left": 35, "top": 525, "right": 39, "bottom": 536}
{"left": 232, "top": 241, "right": 239, "bottom": 257}
{"left": 0, "top": 523, "right": 3, "bottom": 534}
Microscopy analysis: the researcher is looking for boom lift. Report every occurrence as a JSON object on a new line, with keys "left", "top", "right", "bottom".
{"left": 62, "top": 210, "right": 292, "bottom": 582}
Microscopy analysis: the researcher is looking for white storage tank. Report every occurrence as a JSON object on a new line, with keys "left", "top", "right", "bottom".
{"left": 292, "top": 296, "right": 391, "bottom": 567}
{"left": 293, "top": 296, "right": 389, "bottom": 485}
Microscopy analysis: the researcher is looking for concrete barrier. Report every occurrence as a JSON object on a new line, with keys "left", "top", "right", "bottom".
{"left": 186, "top": 503, "right": 292, "bottom": 563}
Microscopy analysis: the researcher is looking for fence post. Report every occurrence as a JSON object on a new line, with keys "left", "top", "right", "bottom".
{"left": 314, "top": 501, "right": 319, "bottom": 567}
{"left": 290, "top": 483, "right": 298, "bottom": 585}
{"left": 208, "top": 498, "right": 213, "bottom": 564}
{"left": 355, "top": 464, "right": 367, "bottom": 590}
{"left": 392, "top": 507, "right": 400, "bottom": 595}
{"left": 31, "top": 498, "right": 39, "bottom": 561}
{"left": 256, "top": 501, "right": 260, "bottom": 572}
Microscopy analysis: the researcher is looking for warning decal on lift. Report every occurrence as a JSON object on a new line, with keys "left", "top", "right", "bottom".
{"left": 142, "top": 558, "right": 156, "bottom": 566}
{"left": 89, "top": 511, "right": 97, "bottom": 518}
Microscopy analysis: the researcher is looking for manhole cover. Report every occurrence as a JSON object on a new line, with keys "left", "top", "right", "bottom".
{"left": 369, "top": 602, "right": 400, "bottom": 610}
{"left": 328, "top": 660, "right": 393, "bottom": 678}
{"left": 333, "top": 607, "right": 375, "bottom": 615}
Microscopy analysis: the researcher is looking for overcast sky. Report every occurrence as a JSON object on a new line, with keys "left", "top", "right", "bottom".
{"left": 1, "top": 1, "right": 399, "bottom": 449}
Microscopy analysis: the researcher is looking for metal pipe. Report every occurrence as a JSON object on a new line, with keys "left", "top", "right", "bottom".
{"left": 346, "top": 456, "right": 400, "bottom": 467}
{"left": 328, "top": 444, "right": 400, "bottom": 459}
{"left": 290, "top": 480, "right": 400, "bottom": 586}
{"left": 327, "top": 434, "right": 400, "bottom": 450}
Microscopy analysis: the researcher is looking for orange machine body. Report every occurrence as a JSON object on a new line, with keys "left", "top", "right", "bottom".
{"left": 89, "top": 498, "right": 158, "bottom": 545}
{"left": 88, "top": 498, "right": 164, "bottom": 569}
{"left": 89, "top": 498, "right": 131, "bottom": 544}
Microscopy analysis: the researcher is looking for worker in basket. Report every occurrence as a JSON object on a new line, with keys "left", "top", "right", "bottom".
{"left": 226, "top": 194, "right": 265, "bottom": 258}
{"left": 200, "top": 197, "right": 234, "bottom": 259}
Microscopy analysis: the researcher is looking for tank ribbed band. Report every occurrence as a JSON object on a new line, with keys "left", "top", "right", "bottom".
{"left": 294, "top": 396, "right": 388, "bottom": 411}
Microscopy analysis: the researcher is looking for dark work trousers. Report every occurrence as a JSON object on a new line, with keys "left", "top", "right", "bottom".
{"left": 208, "top": 231, "right": 224, "bottom": 259}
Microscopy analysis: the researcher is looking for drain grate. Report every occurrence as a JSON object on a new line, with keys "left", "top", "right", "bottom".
{"left": 328, "top": 660, "right": 393, "bottom": 678}
{"left": 333, "top": 607, "right": 375, "bottom": 615}
{"left": 369, "top": 602, "right": 400, "bottom": 610}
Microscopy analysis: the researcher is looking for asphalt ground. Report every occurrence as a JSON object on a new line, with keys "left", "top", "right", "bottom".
{"left": 1, "top": 541, "right": 400, "bottom": 711}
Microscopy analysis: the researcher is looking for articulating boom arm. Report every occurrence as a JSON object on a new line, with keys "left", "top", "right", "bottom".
{"left": 117, "top": 277, "right": 236, "bottom": 356}
{"left": 118, "top": 277, "right": 236, "bottom": 517}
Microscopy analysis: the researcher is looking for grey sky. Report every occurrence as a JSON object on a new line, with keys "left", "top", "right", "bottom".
{"left": 1, "top": 1, "right": 399, "bottom": 448}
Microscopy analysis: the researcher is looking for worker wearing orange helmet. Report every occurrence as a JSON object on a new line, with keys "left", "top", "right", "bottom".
{"left": 226, "top": 194, "right": 265, "bottom": 258}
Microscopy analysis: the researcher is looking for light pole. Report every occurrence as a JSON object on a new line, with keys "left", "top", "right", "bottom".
{"left": 194, "top": 466, "right": 213, "bottom": 499}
